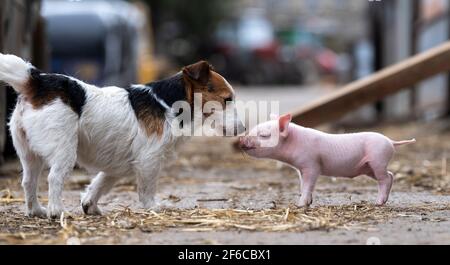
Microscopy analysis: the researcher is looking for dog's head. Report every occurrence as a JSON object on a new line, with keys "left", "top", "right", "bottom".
{"left": 182, "top": 61, "right": 245, "bottom": 136}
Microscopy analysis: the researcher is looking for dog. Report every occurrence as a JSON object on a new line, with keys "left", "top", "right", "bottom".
{"left": 0, "top": 53, "right": 245, "bottom": 218}
{"left": 239, "top": 114, "right": 416, "bottom": 207}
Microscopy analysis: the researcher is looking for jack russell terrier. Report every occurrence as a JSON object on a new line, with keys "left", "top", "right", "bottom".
{"left": 239, "top": 114, "right": 416, "bottom": 207}
{"left": 0, "top": 53, "right": 245, "bottom": 218}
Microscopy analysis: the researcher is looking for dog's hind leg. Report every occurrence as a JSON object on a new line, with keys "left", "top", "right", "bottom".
{"left": 10, "top": 105, "right": 46, "bottom": 217}
{"left": 81, "top": 172, "right": 119, "bottom": 215}
{"left": 46, "top": 148, "right": 77, "bottom": 219}
{"left": 21, "top": 100, "right": 80, "bottom": 219}
{"left": 11, "top": 132, "right": 45, "bottom": 217}
{"left": 20, "top": 155, "right": 45, "bottom": 217}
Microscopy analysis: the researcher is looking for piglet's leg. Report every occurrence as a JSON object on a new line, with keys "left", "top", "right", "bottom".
{"left": 297, "top": 167, "right": 319, "bottom": 207}
{"left": 374, "top": 170, "right": 394, "bottom": 206}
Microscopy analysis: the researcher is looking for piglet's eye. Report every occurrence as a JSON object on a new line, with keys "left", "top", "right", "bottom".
{"left": 259, "top": 133, "right": 271, "bottom": 138}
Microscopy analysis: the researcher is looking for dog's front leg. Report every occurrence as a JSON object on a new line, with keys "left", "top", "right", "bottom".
{"left": 136, "top": 166, "right": 161, "bottom": 210}
{"left": 81, "top": 172, "right": 119, "bottom": 215}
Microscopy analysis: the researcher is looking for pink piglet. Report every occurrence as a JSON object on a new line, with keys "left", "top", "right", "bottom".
{"left": 239, "top": 114, "right": 416, "bottom": 207}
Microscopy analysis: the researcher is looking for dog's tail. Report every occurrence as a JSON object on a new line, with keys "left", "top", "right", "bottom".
{"left": 0, "top": 53, "right": 33, "bottom": 94}
{"left": 392, "top": 138, "right": 417, "bottom": 147}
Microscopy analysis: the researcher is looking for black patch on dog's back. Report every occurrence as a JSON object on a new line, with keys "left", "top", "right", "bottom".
{"left": 28, "top": 68, "right": 87, "bottom": 116}
{"left": 126, "top": 73, "right": 187, "bottom": 120}
{"left": 125, "top": 73, "right": 188, "bottom": 136}
{"left": 147, "top": 73, "right": 186, "bottom": 107}
{"left": 126, "top": 86, "right": 166, "bottom": 121}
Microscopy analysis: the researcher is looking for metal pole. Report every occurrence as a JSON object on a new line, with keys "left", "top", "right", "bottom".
{"left": 410, "top": 0, "right": 420, "bottom": 119}
{"left": 447, "top": 0, "right": 450, "bottom": 116}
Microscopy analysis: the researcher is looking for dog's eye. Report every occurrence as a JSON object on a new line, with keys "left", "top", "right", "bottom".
{"left": 224, "top": 97, "right": 233, "bottom": 103}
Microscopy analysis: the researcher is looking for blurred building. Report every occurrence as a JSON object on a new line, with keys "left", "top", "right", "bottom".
{"left": 234, "top": 0, "right": 368, "bottom": 42}
{"left": 210, "top": 0, "right": 368, "bottom": 85}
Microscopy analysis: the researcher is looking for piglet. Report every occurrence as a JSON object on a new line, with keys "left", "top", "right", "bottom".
{"left": 239, "top": 114, "right": 416, "bottom": 207}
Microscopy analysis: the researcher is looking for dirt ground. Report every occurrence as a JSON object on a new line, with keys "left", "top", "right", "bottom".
{"left": 0, "top": 120, "right": 450, "bottom": 245}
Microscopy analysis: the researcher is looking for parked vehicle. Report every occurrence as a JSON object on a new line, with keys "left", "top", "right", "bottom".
{"left": 41, "top": 0, "right": 142, "bottom": 87}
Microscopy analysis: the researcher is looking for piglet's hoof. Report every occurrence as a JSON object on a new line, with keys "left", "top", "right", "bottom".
{"left": 296, "top": 197, "right": 313, "bottom": 208}
{"left": 375, "top": 200, "right": 388, "bottom": 207}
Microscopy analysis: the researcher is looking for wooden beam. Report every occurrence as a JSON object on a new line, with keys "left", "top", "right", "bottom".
{"left": 291, "top": 41, "right": 450, "bottom": 128}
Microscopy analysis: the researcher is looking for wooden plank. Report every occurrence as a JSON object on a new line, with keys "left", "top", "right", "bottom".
{"left": 291, "top": 41, "right": 450, "bottom": 128}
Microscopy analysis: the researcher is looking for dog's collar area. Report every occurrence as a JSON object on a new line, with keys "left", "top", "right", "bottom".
{"left": 132, "top": 84, "right": 171, "bottom": 111}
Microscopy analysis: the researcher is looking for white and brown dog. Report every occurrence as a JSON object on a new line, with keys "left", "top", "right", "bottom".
{"left": 0, "top": 53, "right": 245, "bottom": 218}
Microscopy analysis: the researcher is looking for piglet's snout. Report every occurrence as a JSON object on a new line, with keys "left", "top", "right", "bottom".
{"left": 238, "top": 136, "right": 247, "bottom": 147}
{"left": 238, "top": 136, "right": 256, "bottom": 150}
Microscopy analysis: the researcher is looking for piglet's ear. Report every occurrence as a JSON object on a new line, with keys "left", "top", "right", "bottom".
{"left": 183, "top": 61, "right": 211, "bottom": 85}
{"left": 279, "top": 113, "right": 292, "bottom": 138}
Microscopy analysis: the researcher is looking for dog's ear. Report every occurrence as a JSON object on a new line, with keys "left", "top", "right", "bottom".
{"left": 183, "top": 61, "right": 211, "bottom": 86}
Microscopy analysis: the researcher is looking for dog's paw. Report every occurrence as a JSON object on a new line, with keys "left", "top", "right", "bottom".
{"left": 47, "top": 204, "right": 64, "bottom": 219}
{"left": 142, "top": 198, "right": 164, "bottom": 212}
{"left": 26, "top": 205, "right": 47, "bottom": 218}
{"left": 147, "top": 203, "right": 163, "bottom": 212}
{"left": 81, "top": 201, "right": 102, "bottom": 215}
